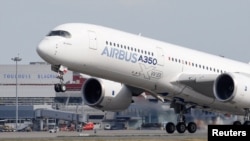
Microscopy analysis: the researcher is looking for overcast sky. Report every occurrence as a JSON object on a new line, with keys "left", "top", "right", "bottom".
{"left": 1, "top": 0, "right": 250, "bottom": 64}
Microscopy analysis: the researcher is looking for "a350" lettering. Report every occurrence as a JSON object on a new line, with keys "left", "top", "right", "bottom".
{"left": 138, "top": 55, "right": 157, "bottom": 65}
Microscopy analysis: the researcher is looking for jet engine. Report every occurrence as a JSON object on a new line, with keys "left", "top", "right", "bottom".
{"left": 81, "top": 78, "right": 133, "bottom": 111}
{"left": 213, "top": 72, "right": 250, "bottom": 107}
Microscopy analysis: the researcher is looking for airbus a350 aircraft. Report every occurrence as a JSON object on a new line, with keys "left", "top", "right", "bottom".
{"left": 37, "top": 23, "right": 250, "bottom": 134}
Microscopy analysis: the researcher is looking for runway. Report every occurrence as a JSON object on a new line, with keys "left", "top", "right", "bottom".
{"left": 0, "top": 129, "right": 208, "bottom": 141}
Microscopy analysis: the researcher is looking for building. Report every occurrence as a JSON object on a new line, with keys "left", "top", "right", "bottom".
{"left": 0, "top": 62, "right": 72, "bottom": 105}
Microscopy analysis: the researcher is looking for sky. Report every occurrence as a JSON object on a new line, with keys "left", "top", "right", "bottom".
{"left": 1, "top": 0, "right": 250, "bottom": 64}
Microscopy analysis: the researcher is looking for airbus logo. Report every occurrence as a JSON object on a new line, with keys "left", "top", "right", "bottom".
{"left": 101, "top": 46, "right": 137, "bottom": 63}
{"left": 101, "top": 46, "right": 158, "bottom": 65}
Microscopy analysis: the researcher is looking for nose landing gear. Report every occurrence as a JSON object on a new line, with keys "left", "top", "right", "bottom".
{"left": 52, "top": 65, "right": 67, "bottom": 92}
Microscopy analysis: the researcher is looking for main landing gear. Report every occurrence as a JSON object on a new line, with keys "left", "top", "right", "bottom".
{"left": 52, "top": 65, "right": 67, "bottom": 92}
{"left": 233, "top": 108, "right": 250, "bottom": 125}
{"left": 165, "top": 100, "right": 197, "bottom": 134}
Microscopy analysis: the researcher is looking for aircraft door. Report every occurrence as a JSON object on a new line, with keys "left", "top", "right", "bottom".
{"left": 88, "top": 31, "right": 97, "bottom": 50}
{"left": 156, "top": 47, "right": 164, "bottom": 66}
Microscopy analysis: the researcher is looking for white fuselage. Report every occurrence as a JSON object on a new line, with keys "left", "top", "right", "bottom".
{"left": 37, "top": 23, "right": 250, "bottom": 115}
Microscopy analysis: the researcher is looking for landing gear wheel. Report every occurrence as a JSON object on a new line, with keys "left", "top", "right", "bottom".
{"left": 60, "top": 84, "right": 67, "bottom": 92}
{"left": 165, "top": 122, "right": 175, "bottom": 134}
{"left": 187, "top": 122, "right": 197, "bottom": 133}
{"left": 233, "top": 121, "right": 242, "bottom": 125}
{"left": 54, "top": 83, "right": 67, "bottom": 92}
{"left": 176, "top": 122, "right": 186, "bottom": 133}
{"left": 243, "top": 121, "right": 250, "bottom": 125}
{"left": 54, "top": 84, "right": 61, "bottom": 92}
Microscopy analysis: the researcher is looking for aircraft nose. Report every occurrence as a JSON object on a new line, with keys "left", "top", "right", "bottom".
{"left": 36, "top": 39, "right": 55, "bottom": 63}
{"left": 37, "top": 40, "right": 48, "bottom": 57}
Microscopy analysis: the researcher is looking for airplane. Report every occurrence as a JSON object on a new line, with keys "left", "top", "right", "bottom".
{"left": 36, "top": 23, "right": 250, "bottom": 134}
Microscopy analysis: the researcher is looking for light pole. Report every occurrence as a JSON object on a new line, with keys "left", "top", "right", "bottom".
{"left": 11, "top": 55, "right": 22, "bottom": 130}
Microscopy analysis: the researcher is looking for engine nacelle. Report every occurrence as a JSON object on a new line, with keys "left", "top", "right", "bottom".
{"left": 81, "top": 78, "right": 133, "bottom": 111}
{"left": 213, "top": 72, "right": 250, "bottom": 107}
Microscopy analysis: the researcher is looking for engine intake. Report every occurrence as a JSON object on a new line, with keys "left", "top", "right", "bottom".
{"left": 213, "top": 72, "right": 250, "bottom": 108}
{"left": 83, "top": 78, "right": 103, "bottom": 105}
{"left": 213, "top": 73, "right": 235, "bottom": 102}
{"left": 82, "top": 78, "right": 133, "bottom": 111}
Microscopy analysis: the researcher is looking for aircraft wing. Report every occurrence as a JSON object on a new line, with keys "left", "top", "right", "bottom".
{"left": 177, "top": 73, "right": 218, "bottom": 98}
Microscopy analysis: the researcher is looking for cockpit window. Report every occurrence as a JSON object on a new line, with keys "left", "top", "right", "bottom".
{"left": 47, "top": 30, "right": 71, "bottom": 38}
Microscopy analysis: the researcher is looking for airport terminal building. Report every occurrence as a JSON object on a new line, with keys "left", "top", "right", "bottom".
{"left": 0, "top": 62, "right": 229, "bottom": 131}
